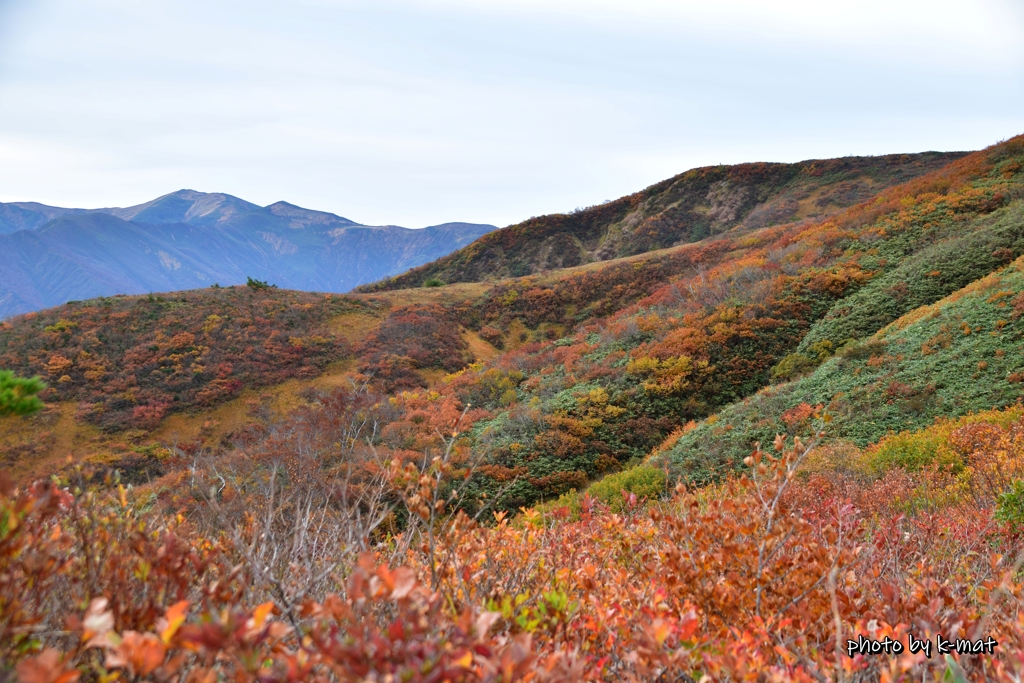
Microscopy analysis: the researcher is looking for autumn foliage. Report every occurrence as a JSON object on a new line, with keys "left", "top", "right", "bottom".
{"left": 0, "top": 288, "right": 364, "bottom": 431}
{"left": 5, "top": 137, "right": 1024, "bottom": 681}
{"left": 10, "top": 413, "right": 1024, "bottom": 681}
{"left": 356, "top": 304, "right": 469, "bottom": 392}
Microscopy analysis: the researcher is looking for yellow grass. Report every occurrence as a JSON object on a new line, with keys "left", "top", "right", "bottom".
{"left": 328, "top": 311, "right": 382, "bottom": 343}
{"left": 504, "top": 319, "right": 530, "bottom": 351}
{"left": 462, "top": 329, "right": 500, "bottom": 363}
{"left": 351, "top": 282, "right": 493, "bottom": 307}
{"left": 417, "top": 368, "right": 450, "bottom": 388}
{"left": 0, "top": 402, "right": 104, "bottom": 483}
{"left": 152, "top": 358, "right": 360, "bottom": 447}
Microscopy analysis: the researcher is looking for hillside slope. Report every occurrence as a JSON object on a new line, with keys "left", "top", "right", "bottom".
{"left": 664, "top": 252, "right": 1024, "bottom": 483}
{"left": 0, "top": 287, "right": 371, "bottom": 433}
{"left": 377, "top": 136, "right": 1022, "bottom": 510}
{"left": 0, "top": 280, "right": 500, "bottom": 482}
{"left": 0, "top": 190, "right": 495, "bottom": 318}
{"left": 362, "top": 151, "right": 967, "bottom": 290}
{"left": 2, "top": 138, "right": 1021, "bottom": 507}
{"left": 9, "top": 140, "right": 1024, "bottom": 683}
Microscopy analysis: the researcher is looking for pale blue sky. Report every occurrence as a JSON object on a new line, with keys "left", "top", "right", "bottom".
{"left": 0, "top": 0, "right": 1022, "bottom": 227}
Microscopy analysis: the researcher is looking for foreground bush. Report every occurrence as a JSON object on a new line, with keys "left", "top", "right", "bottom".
{"left": 0, "top": 370, "right": 45, "bottom": 417}
{"left": 7, "top": 422, "right": 1024, "bottom": 681}
{"left": 585, "top": 464, "right": 666, "bottom": 513}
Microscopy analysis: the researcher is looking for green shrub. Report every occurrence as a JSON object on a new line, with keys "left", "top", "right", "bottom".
{"left": 771, "top": 340, "right": 835, "bottom": 382}
{"left": 423, "top": 278, "right": 445, "bottom": 288}
{"left": 837, "top": 338, "right": 886, "bottom": 360}
{"left": 246, "top": 276, "right": 275, "bottom": 290}
{"left": 770, "top": 353, "right": 816, "bottom": 382}
{"left": 996, "top": 480, "right": 1024, "bottom": 531}
{"left": 587, "top": 465, "right": 667, "bottom": 513}
{"left": 530, "top": 489, "right": 582, "bottom": 523}
{"left": 0, "top": 370, "right": 46, "bottom": 417}
{"left": 866, "top": 429, "right": 959, "bottom": 474}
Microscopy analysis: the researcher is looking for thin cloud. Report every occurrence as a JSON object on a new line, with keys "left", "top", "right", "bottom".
{"left": 0, "top": 0, "right": 1020, "bottom": 226}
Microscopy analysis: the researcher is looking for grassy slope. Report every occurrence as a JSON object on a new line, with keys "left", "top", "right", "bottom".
{"left": 793, "top": 188, "right": 1024, "bottom": 354}
{"left": 664, "top": 254, "right": 1024, "bottom": 484}
{"left": 362, "top": 152, "right": 966, "bottom": 290}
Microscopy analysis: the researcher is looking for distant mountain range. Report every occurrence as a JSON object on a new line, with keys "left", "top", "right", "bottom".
{"left": 0, "top": 190, "right": 496, "bottom": 319}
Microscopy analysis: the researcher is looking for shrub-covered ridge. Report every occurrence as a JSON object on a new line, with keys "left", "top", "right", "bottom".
{"left": 665, "top": 253, "right": 1024, "bottom": 483}
{"left": 363, "top": 151, "right": 966, "bottom": 289}
{"left": 0, "top": 287, "right": 368, "bottom": 431}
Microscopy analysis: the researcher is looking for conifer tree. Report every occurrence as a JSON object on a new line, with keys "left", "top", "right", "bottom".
{"left": 0, "top": 370, "right": 45, "bottom": 417}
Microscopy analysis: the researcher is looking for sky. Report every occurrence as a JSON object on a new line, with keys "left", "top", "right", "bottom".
{"left": 0, "top": 0, "right": 1022, "bottom": 228}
